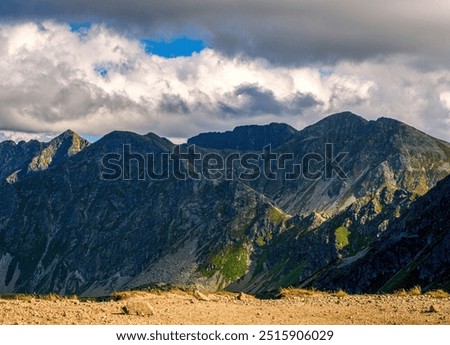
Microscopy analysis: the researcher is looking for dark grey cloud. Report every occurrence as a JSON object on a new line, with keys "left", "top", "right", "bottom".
{"left": 158, "top": 93, "right": 190, "bottom": 114}
{"left": 2, "top": 0, "right": 450, "bottom": 67}
{"left": 220, "top": 84, "right": 321, "bottom": 117}
{"left": 234, "top": 84, "right": 282, "bottom": 115}
{"left": 288, "top": 92, "right": 323, "bottom": 114}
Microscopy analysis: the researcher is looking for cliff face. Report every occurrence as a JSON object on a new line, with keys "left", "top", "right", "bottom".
{"left": 0, "top": 112, "right": 449, "bottom": 296}
{"left": 311, "top": 175, "right": 450, "bottom": 293}
{"left": 0, "top": 140, "right": 41, "bottom": 180}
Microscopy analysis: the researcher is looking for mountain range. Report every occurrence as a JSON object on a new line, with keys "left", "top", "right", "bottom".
{"left": 0, "top": 111, "right": 449, "bottom": 296}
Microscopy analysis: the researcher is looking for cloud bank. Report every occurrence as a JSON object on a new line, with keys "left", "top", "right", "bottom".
{"left": 0, "top": 21, "right": 449, "bottom": 142}
{"left": 3, "top": 1, "right": 450, "bottom": 67}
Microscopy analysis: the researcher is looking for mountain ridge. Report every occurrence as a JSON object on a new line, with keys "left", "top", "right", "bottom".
{"left": 0, "top": 112, "right": 449, "bottom": 296}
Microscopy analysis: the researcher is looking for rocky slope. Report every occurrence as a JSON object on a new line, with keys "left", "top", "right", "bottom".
{"left": 0, "top": 112, "right": 449, "bottom": 296}
{"left": 0, "top": 130, "right": 282, "bottom": 295}
{"left": 235, "top": 112, "right": 450, "bottom": 293}
{"left": 312, "top": 174, "right": 450, "bottom": 293}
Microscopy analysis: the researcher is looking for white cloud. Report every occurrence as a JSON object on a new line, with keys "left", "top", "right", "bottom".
{"left": 0, "top": 130, "right": 55, "bottom": 143}
{"left": 440, "top": 92, "right": 450, "bottom": 110}
{"left": 0, "top": 21, "right": 449, "bottom": 142}
{"left": 330, "top": 58, "right": 450, "bottom": 140}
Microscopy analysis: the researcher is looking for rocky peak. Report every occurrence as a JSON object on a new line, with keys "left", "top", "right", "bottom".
{"left": 27, "top": 129, "right": 90, "bottom": 173}
{"left": 187, "top": 122, "right": 298, "bottom": 150}
{"left": 317, "top": 111, "right": 368, "bottom": 125}
{"left": 2, "top": 130, "right": 90, "bottom": 183}
{"left": 89, "top": 130, "right": 174, "bottom": 155}
{"left": 259, "top": 112, "right": 450, "bottom": 216}
{"left": 144, "top": 132, "right": 175, "bottom": 150}
{"left": 295, "top": 111, "right": 368, "bottom": 142}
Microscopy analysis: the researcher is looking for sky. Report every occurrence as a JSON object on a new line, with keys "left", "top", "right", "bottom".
{"left": 0, "top": 0, "right": 449, "bottom": 143}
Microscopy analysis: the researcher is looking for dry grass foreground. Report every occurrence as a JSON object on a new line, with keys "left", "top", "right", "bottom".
{"left": 0, "top": 288, "right": 449, "bottom": 325}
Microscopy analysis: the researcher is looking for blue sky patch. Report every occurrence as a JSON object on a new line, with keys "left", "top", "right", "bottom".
{"left": 81, "top": 134, "right": 101, "bottom": 143}
{"left": 142, "top": 37, "right": 206, "bottom": 58}
{"left": 69, "top": 22, "right": 92, "bottom": 33}
{"left": 94, "top": 66, "right": 108, "bottom": 78}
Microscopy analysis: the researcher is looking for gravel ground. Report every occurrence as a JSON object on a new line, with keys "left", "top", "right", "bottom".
{"left": 0, "top": 291, "right": 449, "bottom": 325}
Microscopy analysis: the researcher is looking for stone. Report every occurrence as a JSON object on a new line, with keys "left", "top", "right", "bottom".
{"left": 122, "top": 301, "right": 155, "bottom": 316}
{"left": 237, "top": 292, "right": 248, "bottom": 301}
{"left": 193, "top": 290, "right": 209, "bottom": 301}
{"left": 429, "top": 305, "right": 438, "bottom": 313}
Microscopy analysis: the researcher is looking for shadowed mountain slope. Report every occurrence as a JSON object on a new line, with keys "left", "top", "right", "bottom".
{"left": 0, "top": 112, "right": 448, "bottom": 295}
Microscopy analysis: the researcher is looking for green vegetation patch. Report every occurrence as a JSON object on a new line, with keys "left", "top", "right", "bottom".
{"left": 335, "top": 226, "right": 351, "bottom": 250}
{"left": 256, "top": 236, "right": 265, "bottom": 246}
{"left": 212, "top": 244, "right": 248, "bottom": 281}
{"left": 255, "top": 232, "right": 273, "bottom": 247}
{"left": 268, "top": 207, "right": 285, "bottom": 225}
{"left": 198, "top": 244, "right": 249, "bottom": 281}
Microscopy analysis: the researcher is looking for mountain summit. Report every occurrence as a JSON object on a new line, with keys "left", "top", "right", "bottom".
{"left": 2, "top": 130, "right": 90, "bottom": 183}
{"left": 187, "top": 122, "right": 298, "bottom": 150}
{"left": 27, "top": 129, "right": 90, "bottom": 172}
